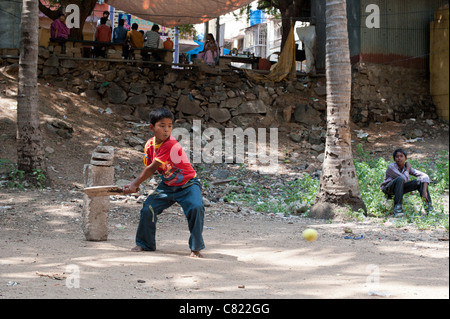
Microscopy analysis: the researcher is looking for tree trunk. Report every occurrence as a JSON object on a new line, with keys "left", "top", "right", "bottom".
{"left": 309, "top": 0, "right": 366, "bottom": 219}
{"left": 278, "top": 0, "right": 313, "bottom": 50}
{"left": 17, "top": 0, "right": 46, "bottom": 174}
{"left": 279, "top": 0, "right": 303, "bottom": 51}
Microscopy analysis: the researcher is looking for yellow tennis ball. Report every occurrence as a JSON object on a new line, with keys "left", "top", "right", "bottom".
{"left": 302, "top": 228, "right": 318, "bottom": 242}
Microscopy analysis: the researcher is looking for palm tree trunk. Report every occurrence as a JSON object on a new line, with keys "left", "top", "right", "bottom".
{"left": 309, "top": 0, "right": 366, "bottom": 219}
{"left": 17, "top": 0, "right": 46, "bottom": 174}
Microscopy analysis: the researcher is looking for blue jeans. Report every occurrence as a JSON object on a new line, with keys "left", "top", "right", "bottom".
{"left": 135, "top": 177, "right": 205, "bottom": 252}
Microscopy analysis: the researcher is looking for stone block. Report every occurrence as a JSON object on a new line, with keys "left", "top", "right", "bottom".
{"left": 209, "top": 108, "right": 231, "bottom": 123}
{"left": 83, "top": 164, "right": 114, "bottom": 188}
{"left": 82, "top": 195, "right": 109, "bottom": 241}
{"left": 90, "top": 146, "right": 114, "bottom": 167}
{"left": 82, "top": 162, "right": 114, "bottom": 241}
{"left": 294, "top": 103, "right": 321, "bottom": 126}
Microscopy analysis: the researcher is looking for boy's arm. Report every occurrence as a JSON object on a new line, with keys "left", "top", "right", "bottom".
{"left": 409, "top": 166, "right": 431, "bottom": 183}
{"left": 123, "top": 160, "right": 162, "bottom": 194}
{"left": 385, "top": 163, "right": 407, "bottom": 180}
{"left": 410, "top": 166, "right": 431, "bottom": 202}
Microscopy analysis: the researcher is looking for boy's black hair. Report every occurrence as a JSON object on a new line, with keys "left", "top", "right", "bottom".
{"left": 132, "top": 23, "right": 139, "bottom": 30}
{"left": 118, "top": 18, "right": 124, "bottom": 26}
{"left": 149, "top": 107, "right": 174, "bottom": 126}
{"left": 152, "top": 24, "right": 160, "bottom": 31}
{"left": 100, "top": 17, "right": 107, "bottom": 25}
{"left": 393, "top": 148, "right": 407, "bottom": 160}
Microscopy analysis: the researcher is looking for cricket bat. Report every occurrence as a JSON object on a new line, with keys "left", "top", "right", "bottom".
{"left": 83, "top": 185, "right": 139, "bottom": 197}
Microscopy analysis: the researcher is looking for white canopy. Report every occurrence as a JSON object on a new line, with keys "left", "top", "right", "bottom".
{"left": 106, "top": 0, "right": 254, "bottom": 27}
{"left": 178, "top": 39, "right": 200, "bottom": 53}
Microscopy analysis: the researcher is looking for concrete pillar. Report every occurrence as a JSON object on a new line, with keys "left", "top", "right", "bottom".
{"left": 82, "top": 146, "right": 114, "bottom": 241}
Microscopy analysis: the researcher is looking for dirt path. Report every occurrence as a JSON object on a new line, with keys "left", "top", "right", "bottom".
{"left": 0, "top": 189, "right": 448, "bottom": 299}
{"left": 0, "top": 70, "right": 448, "bottom": 300}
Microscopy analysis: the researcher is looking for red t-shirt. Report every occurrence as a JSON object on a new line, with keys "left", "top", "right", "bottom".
{"left": 144, "top": 136, "right": 196, "bottom": 186}
{"left": 96, "top": 24, "right": 111, "bottom": 42}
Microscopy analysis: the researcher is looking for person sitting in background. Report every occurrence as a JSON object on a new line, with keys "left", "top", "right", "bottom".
{"left": 94, "top": 17, "right": 112, "bottom": 58}
{"left": 50, "top": 13, "right": 70, "bottom": 39}
{"left": 144, "top": 24, "right": 162, "bottom": 61}
{"left": 380, "top": 148, "right": 433, "bottom": 217}
{"left": 126, "top": 23, "right": 144, "bottom": 59}
{"left": 113, "top": 19, "right": 129, "bottom": 59}
{"left": 145, "top": 24, "right": 161, "bottom": 49}
{"left": 113, "top": 19, "right": 128, "bottom": 44}
{"left": 127, "top": 23, "right": 144, "bottom": 48}
{"left": 95, "top": 17, "right": 112, "bottom": 42}
{"left": 198, "top": 33, "right": 219, "bottom": 66}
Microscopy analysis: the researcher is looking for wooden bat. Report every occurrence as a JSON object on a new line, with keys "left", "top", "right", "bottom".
{"left": 83, "top": 185, "right": 139, "bottom": 197}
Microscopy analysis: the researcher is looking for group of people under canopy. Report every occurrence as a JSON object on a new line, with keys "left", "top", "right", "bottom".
{"left": 50, "top": 11, "right": 219, "bottom": 64}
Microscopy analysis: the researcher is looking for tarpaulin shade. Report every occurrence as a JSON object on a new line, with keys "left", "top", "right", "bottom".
{"left": 106, "top": 0, "right": 254, "bottom": 27}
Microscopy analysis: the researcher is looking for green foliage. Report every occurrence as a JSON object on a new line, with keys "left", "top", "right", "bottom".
{"left": 0, "top": 159, "right": 47, "bottom": 190}
{"left": 178, "top": 24, "right": 198, "bottom": 40}
{"left": 353, "top": 144, "right": 449, "bottom": 230}
{"left": 234, "top": 1, "right": 282, "bottom": 22}
{"left": 223, "top": 168, "right": 320, "bottom": 216}
{"left": 222, "top": 144, "right": 449, "bottom": 230}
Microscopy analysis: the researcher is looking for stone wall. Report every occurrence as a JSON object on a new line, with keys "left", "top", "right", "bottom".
{"left": 351, "top": 62, "right": 437, "bottom": 124}
{"left": 2, "top": 48, "right": 440, "bottom": 130}
{"left": 34, "top": 49, "right": 321, "bottom": 131}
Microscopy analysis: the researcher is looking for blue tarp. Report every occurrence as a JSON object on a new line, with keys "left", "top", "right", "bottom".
{"left": 185, "top": 41, "right": 230, "bottom": 60}
{"left": 185, "top": 40, "right": 204, "bottom": 55}
{"left": 250, "top": 9, "right": 265, "bottom": 26}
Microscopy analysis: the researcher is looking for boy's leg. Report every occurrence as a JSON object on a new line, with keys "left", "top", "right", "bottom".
{"left": 175, "top": 179, "right": 205, "bottom": 253}
{"left": 383, "top": 176, "right": 405, "bottom": 207}
{"left": 404, "top": 180, "right": 433, "bottom": 211}
{"left": 135, "top": 186, "right": 174, "bottom": 251}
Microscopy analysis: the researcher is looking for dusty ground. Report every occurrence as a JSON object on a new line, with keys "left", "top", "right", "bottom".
{"left": 0, "top": 69, "right": 448, "bottom": 300}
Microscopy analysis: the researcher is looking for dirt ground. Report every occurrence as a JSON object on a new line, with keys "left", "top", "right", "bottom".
{"left": 0, "top": 69, "right": 448, "bottom": 300}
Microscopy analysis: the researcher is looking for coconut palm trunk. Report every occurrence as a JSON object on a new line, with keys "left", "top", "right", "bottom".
{"left": 17, "top": 0, "right": 46, "bottom": 174}
{"left": 309, "top": 0, "right": 366, "bottom": 219}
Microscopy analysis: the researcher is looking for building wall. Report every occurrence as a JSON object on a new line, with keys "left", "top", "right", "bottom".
{"left": 359, "top": 0, "right": 449, "bottom": 70}
{"left": 0, "top": 0, "right": 22, "bottom": 49}
{"left": 312, "top": 0, "right": 449, "bottom": 72}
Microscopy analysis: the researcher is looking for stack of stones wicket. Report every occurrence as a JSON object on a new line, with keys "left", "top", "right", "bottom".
{"left": 82, "top": 146, "right": 115, "bottom": 241}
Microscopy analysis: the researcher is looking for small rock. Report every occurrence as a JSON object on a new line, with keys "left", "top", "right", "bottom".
{"left": 311, "top": 144, "right": 324, "bottom": 152}
{"left": 212, "top": 169, "right": 232, "bottom": 179}
{"left": 203, "top": 198, "right": 211, "bottom": 207}
{"left": 317, "top": 153, "right": 325, "bottom": 163}
{"left": 289, "top": 133, "right": 302, "bottom": 143}
{"left": 413, "top": 129, "right": 423, "bottom": 138}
